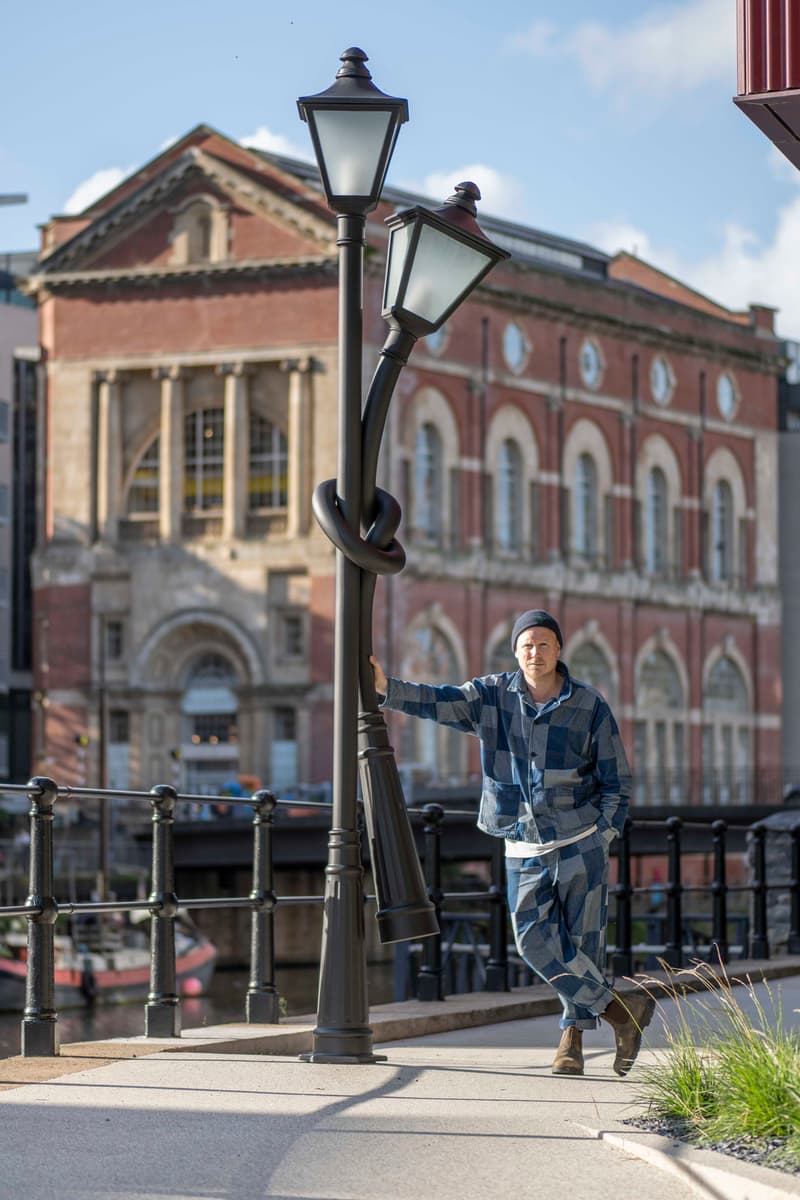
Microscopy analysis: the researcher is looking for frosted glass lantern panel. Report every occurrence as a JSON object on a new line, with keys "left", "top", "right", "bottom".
{"left": 313, "top": 109, "right": 393, "bottom": 197}
{"left": 402, "top": 225, "right": 492, "bottom": 324}
{"left": 383, "top": 223, "right": 411, "bottom": 310}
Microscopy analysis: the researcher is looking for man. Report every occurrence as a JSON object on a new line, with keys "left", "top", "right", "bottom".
{"left": 371, "top": 609, "right": 654, "bottom": 1077}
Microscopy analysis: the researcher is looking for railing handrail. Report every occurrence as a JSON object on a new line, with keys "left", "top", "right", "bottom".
{"left": 2, "top": 774, "right": 799, "bottom": 1057}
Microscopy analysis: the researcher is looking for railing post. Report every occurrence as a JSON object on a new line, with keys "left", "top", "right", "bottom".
{"left": 664, "top": 816, "right": 684, "bottom": 968}
{"left": 789, "top": 823, "right": 800, "bottom": 955}
{"left": 750, "top": 822, "right": 770, "bottom": 960}
{"left": 246, "top": 790, "right": 280, "bottom": 1023}
{"left": 485, "top": 837, "right": 509, "bottom": 991}
{"left": 416, "top": 803, "right": 444, "bottom": 1001}
{"left": 709, "top": 819, "right": 729, "bottom": 963}
{"left": 21, "top": 777, "right": 59, "bottom": 1057}
{"left": 611, "top": 817, "right": 633, "bottom": 976}
{"left": 145, "top": 784, "right": 180, "bottom": 1037}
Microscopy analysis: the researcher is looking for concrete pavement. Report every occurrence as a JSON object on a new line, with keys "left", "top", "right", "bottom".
{"left": 0, "top": 960, "right": 798, "bottom": 1200}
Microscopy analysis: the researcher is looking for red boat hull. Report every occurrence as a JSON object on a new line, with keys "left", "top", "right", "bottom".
{"left": 0, "top": 939, "right": 217, "bottom": 1010}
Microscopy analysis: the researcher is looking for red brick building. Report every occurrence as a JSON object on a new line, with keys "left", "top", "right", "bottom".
{"left": 26, "top": 124, "right": 783, "bottom": 807}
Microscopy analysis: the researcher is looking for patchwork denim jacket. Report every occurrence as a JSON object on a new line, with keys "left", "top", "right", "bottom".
{"left": 381, "top": 663, "right": 631, "bottom": 845}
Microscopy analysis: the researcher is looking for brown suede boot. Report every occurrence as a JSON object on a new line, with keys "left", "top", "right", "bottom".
{"left": 601, "top": 992, "right": 656, "bottom": 1077}
{"left": 551, "top": 1026, "right": 584, "bottom": 1075}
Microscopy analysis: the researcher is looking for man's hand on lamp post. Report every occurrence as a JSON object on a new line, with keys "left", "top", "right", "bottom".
{"left": 369, "top": 656, "right": 388, "bottom": 696}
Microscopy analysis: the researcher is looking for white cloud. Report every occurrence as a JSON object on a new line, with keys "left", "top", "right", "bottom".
{"left": 506, "top": 0, "right": 733, "bottom": 101}
{"left": 588, "top": 220, "right": 681, "bottom": 273}
{"left": 588, "top": 197, "right": 800, "bottom": 340}
{"left": 63, "top": 167, "right": 129, "bottom": 214}
{"left": 502, "top": 19, "right": 557, "bottom": 56}
{"left": 407, "top": 165, "right": 527, "bottom": 223}
{"left": 62, "top": 125, "right": 312, "bottom": 218}
{"left": 239, "top": 125, "right": 311, "bottom": 162}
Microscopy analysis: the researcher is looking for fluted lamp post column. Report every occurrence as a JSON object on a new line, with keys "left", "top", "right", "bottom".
{"left": 298, "top": 48, "right": 509, "bottom": 1064}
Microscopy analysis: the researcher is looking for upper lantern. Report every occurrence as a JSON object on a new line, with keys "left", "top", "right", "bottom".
{"left": 297, "top": 48, "right": 409, "bottom": 215}
{"left": 382, "top": 182, "right": 511, "bottom": 339}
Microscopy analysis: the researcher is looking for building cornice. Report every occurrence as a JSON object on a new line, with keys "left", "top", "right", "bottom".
{"left": 37, "top": 146, "right": 335, "bottom": 276}
{"left": 478, "top": 277, "right": 783, "bottom": 374}
{"left": 27, "top": 254, "right": 337, "bottom": 294}
{"left": 403, "top": 550, "right": 782, "bottom": 620}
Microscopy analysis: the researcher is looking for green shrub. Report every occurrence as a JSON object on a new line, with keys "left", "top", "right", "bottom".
{"left": 632, "top": 959, "right": 800, "bottom": 1172}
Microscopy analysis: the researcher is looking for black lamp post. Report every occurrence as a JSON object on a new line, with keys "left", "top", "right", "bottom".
{"left": 298, "top": 48, "right": 509, "bottom": 1064}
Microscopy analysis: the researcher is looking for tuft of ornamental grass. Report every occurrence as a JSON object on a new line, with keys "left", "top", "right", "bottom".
{"left": 629, "top": 958, "right": 800, "bottom": 1173}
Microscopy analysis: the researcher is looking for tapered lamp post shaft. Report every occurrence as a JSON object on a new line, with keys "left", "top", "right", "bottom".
{"left": 298, "top": 47, "right": 508, "bottom": 1065}
{"left": 307, "top": 214, "right": 381, "bottom": 1062}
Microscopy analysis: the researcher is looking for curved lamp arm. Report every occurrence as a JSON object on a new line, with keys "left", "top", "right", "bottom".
{"left": 311, "top": 321, "right": 437, "bottom": 944}
{"left": 359, "top": 326, "right": 417, "bottom": 707}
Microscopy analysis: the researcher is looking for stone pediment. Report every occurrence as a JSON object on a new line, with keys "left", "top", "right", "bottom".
{"left": 37, "top": 141, "right": 336, "bottom": 280}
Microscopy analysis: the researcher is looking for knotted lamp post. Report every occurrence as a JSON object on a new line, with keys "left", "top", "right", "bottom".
{"left": 298, "top": 47, "right": 509, "bottom": 1063}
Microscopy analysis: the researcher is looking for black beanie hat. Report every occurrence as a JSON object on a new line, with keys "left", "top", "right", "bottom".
{"left": 511, "top": 610, "right": 563, "bottom": 652}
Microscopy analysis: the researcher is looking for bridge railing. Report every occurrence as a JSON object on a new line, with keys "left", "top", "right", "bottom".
{"left": 0, "top": 777, "right": 332, "bottom": 1057}
{"left": 397, "top": 804, "right": 800, "bottom": 1001}
{"left": 1, "top": 778, "right": 799, "bottom": 1057}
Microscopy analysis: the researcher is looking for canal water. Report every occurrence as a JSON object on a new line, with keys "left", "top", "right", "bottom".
{"left": 0, "top": 962, "right": 397, "bottom": 1058}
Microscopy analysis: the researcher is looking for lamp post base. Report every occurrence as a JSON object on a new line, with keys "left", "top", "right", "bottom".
{"left": 300, "top": 1050, "right": 388, "bottom": 1064}
{"left": 304, "top": 826, "right": 379, "bottom": 1062}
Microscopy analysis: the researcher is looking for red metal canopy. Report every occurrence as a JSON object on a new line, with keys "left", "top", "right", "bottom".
{"left": 735, "top": 0, "right": 800, "bottom": 168}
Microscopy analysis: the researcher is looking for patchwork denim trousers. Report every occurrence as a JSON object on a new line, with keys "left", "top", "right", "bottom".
{"left": 507, "top": 830, "right": 614, "bottom": 1030}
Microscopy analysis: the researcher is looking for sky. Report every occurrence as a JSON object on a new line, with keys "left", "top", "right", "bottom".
{"left": 3, "top": 0, "right": 799, "bottom": 337}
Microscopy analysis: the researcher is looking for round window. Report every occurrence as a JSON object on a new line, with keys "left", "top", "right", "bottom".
{"left": 503, "top": 322, "right": 528, "bottom": 373}
{"left": 579, "top": 338, "right": 602, "bottom": 389}
{"left": 717, "top": 372, "right": 738, "bottom": 421}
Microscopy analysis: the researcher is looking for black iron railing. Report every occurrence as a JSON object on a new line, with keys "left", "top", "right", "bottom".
{"left": 0, "top": 778, "right": 798, "bottom": 1057}
{"left": 0, "top": 777, "right": 325, "bottom": 1057}
{"left": 397, "top": 805, "right": 800, "bottom": 1001}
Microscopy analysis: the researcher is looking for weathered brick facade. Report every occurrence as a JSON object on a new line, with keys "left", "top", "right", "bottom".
{"left": 27, "top": 125, "right": 782, "bottom": 808}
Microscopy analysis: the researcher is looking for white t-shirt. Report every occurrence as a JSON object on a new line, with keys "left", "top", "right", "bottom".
{"left": 504, "top": 824, "right": 598, "bottom": 858}
{"left": 503, "top": 697, "right": 598, "bottom": 857}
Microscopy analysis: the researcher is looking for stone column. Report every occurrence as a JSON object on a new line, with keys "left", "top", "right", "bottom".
{"left": 283, "top": 357, "right": 314, "bottom": 538}
{"left": 220, "top": 363, "right": 249, "bottom": 540}
{"left": 155, "top": 367, "right": 185, "bottom": 542}
{"left": 96, "top": 370, "right": 122, "bottom": 542}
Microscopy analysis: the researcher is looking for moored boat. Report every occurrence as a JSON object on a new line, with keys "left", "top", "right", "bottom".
{"left": 0, "top": 913, "right": 217, "bottom": 1010}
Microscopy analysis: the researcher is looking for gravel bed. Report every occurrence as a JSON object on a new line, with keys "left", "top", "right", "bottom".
{"left": 622, "top": 1115, "right": 800, "bottom": 1176}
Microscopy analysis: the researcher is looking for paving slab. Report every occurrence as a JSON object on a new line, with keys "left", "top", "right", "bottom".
{"left": 0, "top": 966, "right": 798, "bottom": 1199}
{"left": 0, "top": 1035, "right": 700, "bottom": 1200}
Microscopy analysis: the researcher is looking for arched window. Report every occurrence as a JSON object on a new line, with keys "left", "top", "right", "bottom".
{"left": 184, "top": 408, "right": 224, "bottom": 512}
{"left": 711, "top": 480, "right": 733, "bottom": 583}
{"left": 486, "top": 406, "right": 540, "bottom": 562}
{"left": 197, "top": 214, "right": 212, "bottom": 261}
{"left": 497, "top": 438, "right": 522, "bottom": 552}
{"left": 249, "top": 414, "right": 288, "bottom": 510}
{"left": 645, "top": 467, "right": 668, "bottom": 575}
{"left": 703, "top": 655, "right": 750, "bottom": 804}
{"left": 127, "top": 437, "right": 160, "bottom": 514}
{"left": 639, "top": 650, "right": 683, "bottom": 709}
{"left": 170, "top": 197, "right": 228, "bottom": 266}
{"left": 414, "top": 423, "right": 442, "bottom": 541}
{"left": 574, "top": 453, "right": 598, "bottom": 560}
{"left": 570, "top": 642, "right": 615, "bottom": 705}
{"left": 486, "top": 630, "right": 514, "bottom": 676}
{"left": 705, "top": 656, "right": 749, "bottom": 712}
{"left": 181, "top": 651, "right": 240, "bottom": 795}
{"left": 400, "top": 625, "right": 463, "bottom": 782}
{"left": 271, "top": 706, "right": 298, "bottom": 792}
{"left": 634, "top": 648, "right": 687, "bottom": 806}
